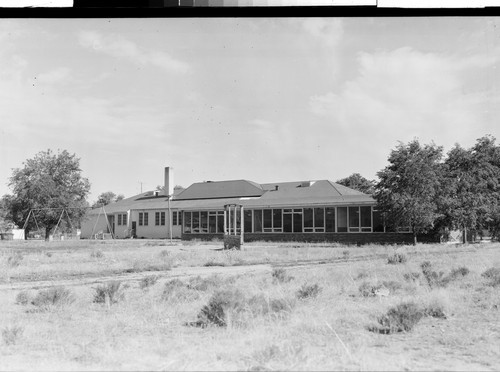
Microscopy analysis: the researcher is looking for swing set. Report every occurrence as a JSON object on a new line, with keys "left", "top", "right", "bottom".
{"left": 22, "top": 207, "right": 83, "bottom": 240}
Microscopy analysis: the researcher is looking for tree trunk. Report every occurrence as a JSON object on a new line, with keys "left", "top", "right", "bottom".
{"left": 45, "top": 226, "right": 52, "bottom": 241}
{"left": 413, "top": 232, "right": 418, "bottom": 246}
{"left": 462, "top": 226, "right": 467, "bottom": 244}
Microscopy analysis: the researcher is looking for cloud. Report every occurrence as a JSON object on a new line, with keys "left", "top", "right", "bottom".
{"left": 78, "top": 30, "right": 190, "bottom": 74}
{"left": 37, "top": 67, "right": 72, "bottom": 84}
{"left": 309, "top": 47, "right": 499, "bottom": 145}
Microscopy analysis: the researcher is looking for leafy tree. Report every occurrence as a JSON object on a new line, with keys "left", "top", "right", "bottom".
{"left": 6, "top": 149, "right": 91, "bottom": 240}
{"left": 92, "top": 191, "right": 125, "bottom": 207}
{"left": 375, "top": 140, "right": 444, "bottom": 245}
{"left": 442, "top": 136, "right": 500, "bottom": 242}
{"left": 336, "top": 173, "right": 376, "bottom": 194}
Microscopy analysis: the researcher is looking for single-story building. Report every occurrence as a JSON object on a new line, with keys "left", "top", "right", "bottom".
{"left": 80, "top": 167, "right": 438, "bottom": 244}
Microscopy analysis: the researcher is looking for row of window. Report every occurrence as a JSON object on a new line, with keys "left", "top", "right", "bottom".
{"left": 131, "top": 211, "right": 182, "bottom": 227}
{"left": 117, "top": 214, "right": 127, "bottom": 226}
{"left": 183, "top": 206, "right": 385, "bottom": 234}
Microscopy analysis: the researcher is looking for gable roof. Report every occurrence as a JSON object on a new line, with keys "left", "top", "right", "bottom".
{"left": 174, "top": 180, "right": 265, "bottom": 200}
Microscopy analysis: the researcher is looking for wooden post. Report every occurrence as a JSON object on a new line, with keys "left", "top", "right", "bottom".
{"left": 240, "top": 205, "right": 244, "bottom": 246}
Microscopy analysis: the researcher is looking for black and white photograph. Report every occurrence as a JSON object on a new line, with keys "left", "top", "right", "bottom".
{"left": 1, "top": 10, "right": 500, "bottom": 371}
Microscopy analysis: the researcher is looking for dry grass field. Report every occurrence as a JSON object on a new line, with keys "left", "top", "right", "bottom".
{"left": 0, "top": 239, "right": 499, "bottom": 371}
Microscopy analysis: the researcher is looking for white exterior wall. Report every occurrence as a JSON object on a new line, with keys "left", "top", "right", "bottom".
{"left": 130, "top": 209, "right": 172, "bottom": 239}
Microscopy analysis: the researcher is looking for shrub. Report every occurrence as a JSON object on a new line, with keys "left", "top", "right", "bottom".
{"left": 31, "top": 287, "right": 75, "bottom": 309}
{"left": 403, "top": 272, "right": 421, "bottom": 282}
{"left": 90, "top": 250, "right": 104, "bottom": 259}
{"left": 296, "top": 283, "right": 322, "bottom": 300}
{"left": 45, "top": 252, "right": 52, "bottom": 258}
{"left": 2, "top": 326, "right": 24, "bottom": 345}
{"left": 381, "top": 280, "right": 403, "bottom": 293}
{"left": 355, "top": 271, "right": 369, "bottom": 280}
{"left": 421, "top": 261, "right": 448, "bottom": 288}
{"left": 7, "top": 252, "right": 23, "bottom": 267}
{"left": 448, "top": 266, "right": 470, "bottom": 280}
{"left": 342, "top": 250, "right": 350, "bottom": 259}
{"left": 161, "top": 279, "right": 186, "bottom": 300}
{"left": 129, "top": 260, "right": 172, "bottom": 273}
{"left": 139, "top": 275, "right": 159, "bottom": 290}
{"left": 369, "top": 302, "right": 424, "bottom": 334}
{"left": 424, "top": 300, "right": 447, "bottom": 319}
{"left": 15, "top": 290, "right": 32, "bottom": 305}
{"left": 93, "top": 281, "right": 124, "bottom": 304}
{"left": 482, "top": 267, "right": 500, "bottom": 287}
{"left": 195, "top": 288, "right": 246, "bottom": 327}
{"left": 387, "top": 252, "right": 408, "bottom": 264}
{"left": 271, "top": 268, "right": 294, "bottom": 284}
{"left": 159, "top": 250, "right": 170, "bottom": 258}
{"left": 359, "top": 282, "right": 381, "bottom": 297}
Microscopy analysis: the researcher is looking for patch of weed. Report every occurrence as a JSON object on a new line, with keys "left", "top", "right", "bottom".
{"left": 271, "top": 268, "right": 294, "bottom": 284}
{"left": 15, "top": 290, "right": 32, "bottom": 305}
{"left": 90, "top": 250, "right": 104, "bottom": 259}
{"left": 7, "top": 252, "right": 23, "bottom": 267}
{"left": 93, "top": 281, "right": 124, "bottom": 305}
{"left": 204, "top": 260, "right": 226, "bottom": 267}
{"left": 482, "top": 267, "right": 500, "bottom": 287}
{"left": 448, "top": 266, "right": 470, "bottom": 280}
{"left": 296, "top": 283, "right": 322, "bottom": 300}
{"left": 421, "top": 261, "right": 448, "bottom": 288}
{"left": 387, "top": 252, "right": 408, "bottom": 264}
{"left": 31, "top": 287, "right": 75, "bottom": 309}
{"left": 187, "top": 274, "right": 234, "bottom": 292}
{"left": 369, "top": 302, "right": 424, "bottom": 334}
{"left": 403, "top": 272, "right": 421, "bottom": 282}
{"left": 139, "top": 275, "right": 159, "bottom": 290}
{"left": 195, "top": 288, "right": 246, "bottom": 327}
{"left": 2, "top": 325, "right": 24, "bottom": 345}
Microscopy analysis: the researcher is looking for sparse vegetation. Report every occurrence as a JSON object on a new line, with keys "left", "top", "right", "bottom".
{"left": 90, "top": 250, "right": 104, "bottom": 259}
{"left": 2, "top": 325, "right": 24, "bottom": 345}
{"left": 203, "top": 260, "right": 226, "bottom": 267}
{"left": 7, "top": 252, "right": 23, "bottom": 267}
{"left": 421, "top": 261, "right": 448, "bottom": 288}
{"left": 139, "top": 275, "right": 159, "bottom": 290}
{"left": 296, "top": 283, "right": 321, "bottom": 299}
{"left": 15, "top": 290, "right": 31, "bottom": 305}
{"left": 93, "top": 281, "right": 124, "bottom": 305}
{"left": 403, "top": 272, "right": 421, "bottom": 282}
{"left": 271, "top": 268, "right": 294, "bottom": 284}
{"left": 482, "top": 267, "right": 500, "bottom": 287}
{"left": 31, "top": 287, "right": 75, "bottom": 309}
{"left": 387, "top": 252, "right": 408, "bottom": 264}
{"left": 369, "top": 302, "right": 424, "bottom": 334}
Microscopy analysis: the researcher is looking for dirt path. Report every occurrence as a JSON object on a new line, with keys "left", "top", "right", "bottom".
{"left": 1, "top": 244, "right": 495, "bottom": 291}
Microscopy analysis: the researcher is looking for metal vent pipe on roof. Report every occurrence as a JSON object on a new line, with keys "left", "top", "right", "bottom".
{"left": 164, "top": 167, "right": 173, "bottom": 197}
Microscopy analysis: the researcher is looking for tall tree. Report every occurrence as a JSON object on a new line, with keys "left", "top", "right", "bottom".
{"left": 336, "top": 173, "right": 376, "bottom": 194}
{"left": 92, "top": 191, "right": 125, "bottom": 208}
{"left": 442, "top": 136, "right": 500, "bottom": 242}
{"left": 375, "top": 140, "right": 443, "bottom": 244}
{"left": 7, "top": 149, "right": 91, "bottom": 240}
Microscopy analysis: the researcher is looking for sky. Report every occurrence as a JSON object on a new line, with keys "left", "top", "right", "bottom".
{"left": 1, "top": 17, "right": 500, "bottom": 203}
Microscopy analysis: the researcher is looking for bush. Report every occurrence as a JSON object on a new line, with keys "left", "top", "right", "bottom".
{"left": 129, "top": 260, "right": 172, "bottom": 273}
{"left": 482, "top": 267, "right": 500, "bottom": 287}
{"left": 342, "top": 250, "right": 350, "bottom": 259}
{"left": 31, "top": 287, "right": 75, "bottom": 309}
{"left": 387, "top": 252, "right": 408, "bottom": 264}
{"left": 381, "top": 280, "right": 403, "bottom": 293}
{"left": 159, "top": 250, "right": 170, "bottom": 258}
{"left": 7, "top": 252, "right": 23, "bottom": 267}
{"left": 187, "top": 274, "right": 233, "bottom": 292}
{"left": 90, "top": 250, "right": 104, "bottom": 259}
{"left": 369, "top": 302, "right": 424, "bottom": 334}
{"left": 403, "top": 272, "right": 421, "bottom": 282}
{"left": 162, "top": 278, "right": 186, "bottom": 299}
{"left": 448, "top": 266, "right": 470, "bottom": 280}
{"left": 421, "top": 261, "right": 448, "bottom": 288}
{"left": 296, "top": 283, "right": 322, "bottom": 300}
{"left": 359, "top": 282, "right": 381, "bottom": 297}
{"left": 271, "top": 268, "right": 294, "bottom": 284}
{"left": 15, "top": 291, "right": 32, "bottom": 305}
{"left": 2, "top": 326, "right": 24, "bottom": 346}
{"left": 139, "top": 275, "right": 159, "bottom": 290}
{"left": 195, "top": 288, "right": 246, "bottom": 327}
{"left": 203, "top": 260, "right": 226, "bottom": 267}
{"left": 93, "top": 281, "right": 124, "bottom": 305}
{"left": 424, "top": 299, "right": 448, "bottom": 319}
{"left": 45, "top": 252, "right": 52, "bottom": 258}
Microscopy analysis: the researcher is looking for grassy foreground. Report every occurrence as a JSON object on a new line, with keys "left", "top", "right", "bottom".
{"left": 0, "top": 240, "right": 499, "bottom": 371}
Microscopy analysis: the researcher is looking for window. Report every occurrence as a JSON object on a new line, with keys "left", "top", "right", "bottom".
{"left": 263, "top": 209, "right": 272, "bottom": 232}
{"left": 139, "top": 212, "right": 143, "bottom": 226}
{"left": 337, "top": 207, "right": 347, "bottom": 232}
{"left": 122, "top": 214, "right": 127, "bottom": 226}
{"left": 173, "top": 211, "right": 178, "bottom": 226}
{"left": 209, "top": 211, "right": 217, "bottom": 233}
{"left": 192, "top": 212, "right": 200, "bottom": 233}
{"left": 200, "top": 211, "right": 208, "bottom": 233}
{"left": 303, "top": 208, "right": 313, "bottom": 232}
{"left": 293, "top": 209, "right": 303, "bottom": 233}
{"left": 325, "top": 207, "right": 335, "bottom": 232}
{"left": 217, "top": 212, "right": 224, "bottom": 233}
{"left": 144, "top": 212, "right": 148, "bottom": 226}
{"left": 349, "top": 207, "right": 359, "bottom": 232}
{"left": 178, "top": 211, "right": 182, "bottom": 226}
{"left": 273, "top": 209, "right": 282, "bottom": 232}
{"left": 244, "top": 210, "right": 252, "bottom": 233}
{"left": 155, "top": 212, "right": 160, "bottom": 226}
{"left": 253, "top": 210, "right": 263, "bottom": 233}
{"left": 283, "top": 211, "right": 293, "bottom": 232}
{"left": 184, "top": 212, "right": 191, "bottom": 233}
{"left": 117, "top": 214, "right": 122, "bottom": 226}
{"left": 314, "top": 208, "right": 325, "bottom": 232}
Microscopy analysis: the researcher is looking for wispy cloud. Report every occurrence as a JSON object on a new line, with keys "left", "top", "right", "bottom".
{"left": 300, "top": 18, "right": 343, "bottom": 48}
{"left": 78, "top": 30, "right": 190, "bottom": 74}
